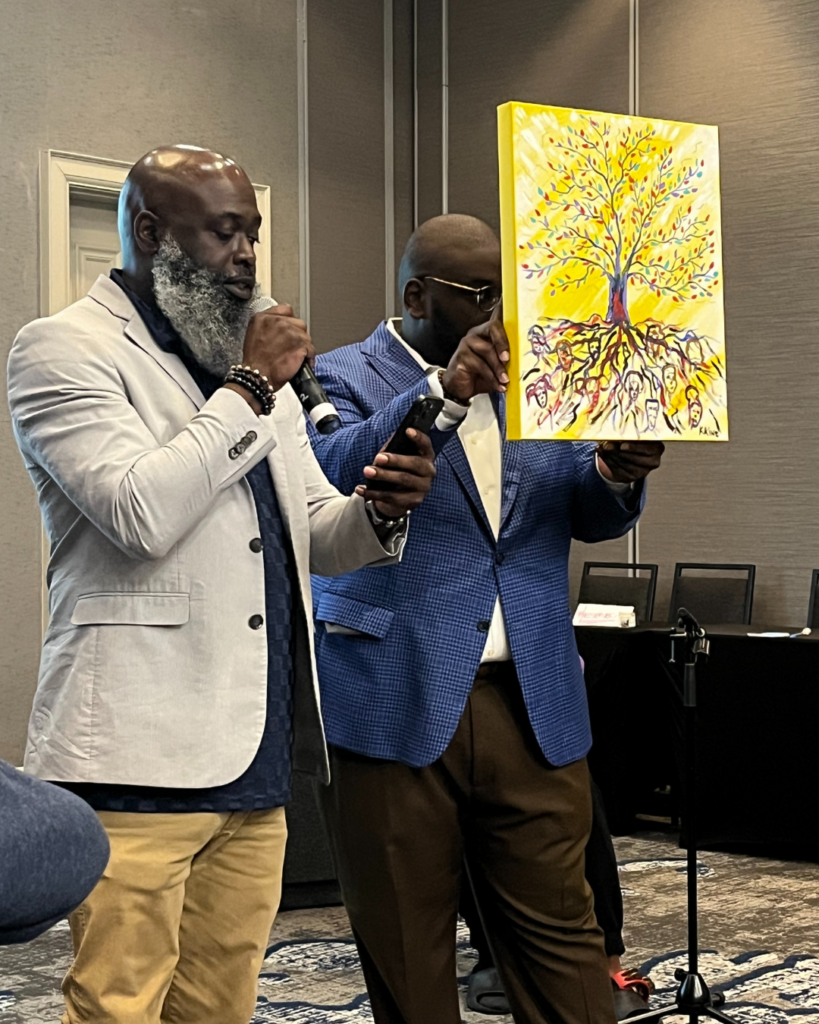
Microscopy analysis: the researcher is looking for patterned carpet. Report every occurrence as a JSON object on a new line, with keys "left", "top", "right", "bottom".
{"left": 1, "top": 830, "right": 817, "bottom": 1023}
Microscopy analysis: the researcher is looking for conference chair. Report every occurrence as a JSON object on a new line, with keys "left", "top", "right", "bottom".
{"left": 577, "top": 562, "right": 659, "bottom": 623}
{"left": 667, "top": 563, "right": 755, "bottom": 625}
{"left": 806, "top": 570, "right": 819, "bottom": 629}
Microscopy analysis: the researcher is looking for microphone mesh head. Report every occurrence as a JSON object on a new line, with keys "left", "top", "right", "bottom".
{"left": 249, "top": 295, "right": 277, "bottom": 314}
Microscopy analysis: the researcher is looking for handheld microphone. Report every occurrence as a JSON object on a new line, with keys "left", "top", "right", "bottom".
{"left": 250, "top": 296, "right": 342, "bottom": 435}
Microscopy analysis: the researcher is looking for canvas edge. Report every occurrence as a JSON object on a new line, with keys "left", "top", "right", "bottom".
{"left": 497, "top": 101, "right": 523, "bottom": 441}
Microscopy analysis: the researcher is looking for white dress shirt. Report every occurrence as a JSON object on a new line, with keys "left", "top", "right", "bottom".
{"left": 387, "top": 319, "right": 509, "bottom": 661}
{"left": 386, "top": 318, "right": 634, "bottom": 665}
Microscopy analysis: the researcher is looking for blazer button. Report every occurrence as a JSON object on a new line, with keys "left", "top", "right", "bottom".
{"left": 495, "top": 552, "right": 505, "bottom": 565}
{"left": 477, "top": 620, "right": 491, "bottom": 632}
{"left": 249, "top": 614, "right": 264, "bottom": 630}
{"left": 249, "top": 538, "right": 263, "bottom": 553}
{"left": 246, "top": 430, "right": 258, "bottom": 443}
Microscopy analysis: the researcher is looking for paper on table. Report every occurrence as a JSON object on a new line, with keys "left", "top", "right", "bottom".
{"left": 573, "top": 604, "right": 636, "bottom": 628}
{"left": 747, "top": 632, "right": 789, "bottom": 638}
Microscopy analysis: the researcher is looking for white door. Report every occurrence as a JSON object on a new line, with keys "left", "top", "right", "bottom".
{"left": 69, "top": 189, "right": 121, "bottom": 301}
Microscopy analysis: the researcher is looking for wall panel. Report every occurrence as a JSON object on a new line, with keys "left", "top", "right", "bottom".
{"left": 393, "top": 0, "right": 417, "bottom": 301}
{"left": 415, "top": 0, "right": 445, "bottom": 223}
{"left": 639, "top": 0, "right": 819, "bottom": 624}
{"left": 307, "top": 0, "right": 387, "bottom": 351}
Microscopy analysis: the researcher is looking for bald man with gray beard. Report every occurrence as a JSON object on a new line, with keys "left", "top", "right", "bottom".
{"left": 7, "top": 145, "right": 438, "bottom": 1024}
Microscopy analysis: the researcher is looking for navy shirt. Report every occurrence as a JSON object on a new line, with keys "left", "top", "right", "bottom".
{"left": 61, "top": 272, "right": 294, "bottom": 812}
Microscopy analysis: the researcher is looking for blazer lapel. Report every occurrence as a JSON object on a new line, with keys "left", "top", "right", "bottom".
{"left": 363, "top": 324, "right": 493, "bottom": 536}
{"left": 362, "top": 322, "right": 429, "bottom": 395}
{"left": 439, "top": 439, "right": 493, "bottom": 537}
{"left": 123, "top": 316, "right": 206, "bottom": 410}
{"left": 499, "top": 393, "right": 522, "bottom": 533}
{"left": 89, "top": 275, "right": 205, "bottom": 410}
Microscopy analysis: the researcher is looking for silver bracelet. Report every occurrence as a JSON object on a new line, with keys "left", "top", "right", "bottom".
{"left": 365, "top": 500, "right": 408, "bottom": 531}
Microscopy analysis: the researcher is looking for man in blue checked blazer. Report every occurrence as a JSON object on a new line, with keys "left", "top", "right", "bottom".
{"left": 308, "top": 215, "right": 665, "bottom": 1024}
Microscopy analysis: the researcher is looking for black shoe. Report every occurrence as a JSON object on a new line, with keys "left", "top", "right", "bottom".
{"left": 466, "top": 967, "right": 510, "bottom": 1015}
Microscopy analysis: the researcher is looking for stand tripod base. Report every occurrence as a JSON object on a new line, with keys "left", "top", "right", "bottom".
{"left": 620, "top": 970, "right": 744, "bottom": 1024}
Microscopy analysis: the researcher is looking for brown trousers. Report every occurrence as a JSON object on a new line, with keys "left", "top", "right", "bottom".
{"left": 319, "top": 663, "right": 617, "bottom": 1024}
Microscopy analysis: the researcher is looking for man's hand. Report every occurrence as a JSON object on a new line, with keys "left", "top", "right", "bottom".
{"left": 440, "top": 303, "right": 510, "bottom": 402}
{"left": 596, "top": 441, "right": 665, "bottom": 484}
{"left": 354, "top": 429, "right": 437, "bottom": 518}
{"left": 239, "top": 304, "right": 315, "bottom": 391}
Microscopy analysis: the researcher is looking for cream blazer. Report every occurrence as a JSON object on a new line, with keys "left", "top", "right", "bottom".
{"left": 7, "top": 276, "right": 401, "bottom": 787}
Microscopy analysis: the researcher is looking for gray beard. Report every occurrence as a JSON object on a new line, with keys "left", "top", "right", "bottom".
{"left": 152, "top": 236, "right": 257, "bottom": 377}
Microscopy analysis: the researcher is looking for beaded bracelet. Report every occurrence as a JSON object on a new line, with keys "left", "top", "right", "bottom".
{"left": 225, "top": 365, "right": 277, "bottom": 416}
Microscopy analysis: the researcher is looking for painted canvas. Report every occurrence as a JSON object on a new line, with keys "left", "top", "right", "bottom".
{"left": 498, "top": 102, "right": 727, "bottom": 442}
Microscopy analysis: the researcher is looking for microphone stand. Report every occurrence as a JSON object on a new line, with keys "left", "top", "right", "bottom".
{"left": 624, "top": 608, "right": 743, "bottom": 1024}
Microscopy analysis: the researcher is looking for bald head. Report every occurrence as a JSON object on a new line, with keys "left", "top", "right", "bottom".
{"left": 398, "top": 214, "right": 499, "bottom": 294}
{"left": 397, "top": 214, "right": 501, "bottom": 366}
{"left": 119, "top": 145, "right": 251, "bottom": 244}
{"left": 118, "top": 144, "right": 261, "bottom": 304}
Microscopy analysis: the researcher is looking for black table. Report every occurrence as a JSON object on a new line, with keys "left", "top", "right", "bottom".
{"left": 576, "top": 624, "right": 819, "bottom": 849}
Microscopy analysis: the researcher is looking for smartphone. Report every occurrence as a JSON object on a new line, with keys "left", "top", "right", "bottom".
{"left": 368, "top": 394, "right": 444, "bottom": 492}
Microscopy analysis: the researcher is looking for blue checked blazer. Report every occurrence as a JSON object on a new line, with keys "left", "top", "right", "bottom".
{"left": 308, "top": 322, "right": 645, "bottom": 768}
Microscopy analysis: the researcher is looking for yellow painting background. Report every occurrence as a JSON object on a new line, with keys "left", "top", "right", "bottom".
{"left": 499, "top": 102, "right": 727, "bottom": 442}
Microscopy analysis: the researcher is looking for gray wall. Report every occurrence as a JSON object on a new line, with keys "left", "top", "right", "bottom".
{"left": 0, "top": 0, "right": 302, "bottom": 762}
{"left": 307, "top": 0, "right": 414, "bottom": 352}
{"left": 638, "top": 0, "right": 819, "bottom": 624}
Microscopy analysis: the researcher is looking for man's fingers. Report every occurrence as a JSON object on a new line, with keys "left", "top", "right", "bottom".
{"left": 607, "top": 449, "right": 662, "bottom": 465}
{"left": 620, "top": 442, "right": 665, "bottom": 456}
{"left": 406, "top": 427, "right": 434, "bottom": 459}
{"left": 487, "top": 318, "right": 510, "bottom": 364}
{"left": 354, "top": 484, "right": 413, "bottom": 512}
{"left": 269, "top": 303, "right": 295, "bottom": 318}
{"left": 469, "top": 317, "right": 510, "bottom": 366}
{"left": 256, "top": 307, "right": 309, "bottom": 335}
{"left": 364, "top": 461, "right": 436, "bottom": 487}
{"left": 464, "top": 337, "right": 510, "bottom": 386}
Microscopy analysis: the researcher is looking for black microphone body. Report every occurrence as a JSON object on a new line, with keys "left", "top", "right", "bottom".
{"left": 289, "top": 362, "right": 342, "bottom": 435}
{"left": 249, "top": 296, "right": 342, "bottom": 435}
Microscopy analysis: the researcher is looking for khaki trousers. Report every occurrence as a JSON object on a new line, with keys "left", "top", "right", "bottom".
{"left": 320, "top": 664, "right": 617, "bottom": 1024}
{"left": 62, "top": 807, "right": 287, "bottom": 1024}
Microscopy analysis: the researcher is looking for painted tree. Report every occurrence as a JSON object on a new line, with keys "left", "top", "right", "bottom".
{"left": 522, "top": 114, "right": 719, "bottom": 325}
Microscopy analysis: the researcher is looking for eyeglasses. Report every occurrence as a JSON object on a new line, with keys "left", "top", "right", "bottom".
{"left": 422, "top": 276, "right": 502, "bottom": 314}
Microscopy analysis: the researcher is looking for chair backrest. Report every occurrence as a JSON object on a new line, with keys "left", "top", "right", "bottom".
{"left": 668, "top": 563, "right": 755, "bottom": 625}
{"left": 577, "top": 562, "right": 659, "bottom": 623}
{"left": 807, "top": 570, "right": 819, "bottom": 629}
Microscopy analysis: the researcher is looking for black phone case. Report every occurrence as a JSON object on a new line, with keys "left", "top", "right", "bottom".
{"left": 367, "top": 395, "right": 444, "bottom": 493}
{"left": 384, "top": 395, "right": 445, "bottom": 457}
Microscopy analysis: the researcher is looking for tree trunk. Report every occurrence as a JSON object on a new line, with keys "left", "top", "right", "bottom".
{"left": 607, "top": 276, "right": 629, "bottom": 324}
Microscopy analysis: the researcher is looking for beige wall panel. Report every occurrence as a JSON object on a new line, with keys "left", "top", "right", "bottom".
{"left": 307, "top": 0, "right": 387, "bottom": 351}
{"left": 447, "top": 0, "right": 631, "bottom": 229}
{"left": 0, "top": 0, "right": 300, "bottom": 761}
{"left": 415, "top": 0, "right": 444, "bottom": 223}
{"left": 393, "top": 0, "right": 417, "bottom": 301}
{"left": 639, "top": 0, "right": 819, "bottom": 625}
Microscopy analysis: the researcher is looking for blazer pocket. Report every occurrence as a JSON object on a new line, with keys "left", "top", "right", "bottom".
{"left": 70, "top": 592, "right": 190, "bottom": 626}
{"left": 315, "top": 593, "right": 394, "bottom": 640}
